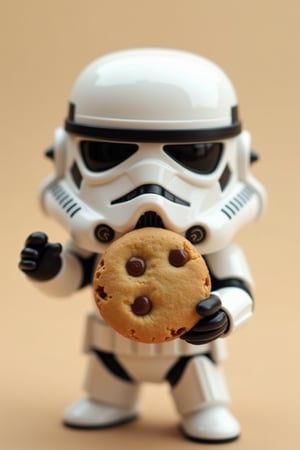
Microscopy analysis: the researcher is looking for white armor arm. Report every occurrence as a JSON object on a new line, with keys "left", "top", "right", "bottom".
{"left": 205, "top": 243, "right": 254, "bottom": 335}
{"left": 32, "top": 246, "right": 83, "bottom": 297}
{"left": 21, "top": 235, "right": 96, "bottom": 298}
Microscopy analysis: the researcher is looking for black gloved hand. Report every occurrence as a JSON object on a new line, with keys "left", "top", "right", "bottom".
{"left": 180, "top": 294, "right": 229, "bottom": 345}
{"left": 18, "top": 232, "right": 62, "bottom": 281}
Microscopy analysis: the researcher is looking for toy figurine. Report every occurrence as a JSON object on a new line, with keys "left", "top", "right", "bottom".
{"left": 19, "top": 48, "right": 266, "bottom": 443}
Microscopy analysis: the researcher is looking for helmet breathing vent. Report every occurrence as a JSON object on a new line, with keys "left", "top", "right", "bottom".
{"left": 135, "top": 211, "right": 165, "bottom": 229}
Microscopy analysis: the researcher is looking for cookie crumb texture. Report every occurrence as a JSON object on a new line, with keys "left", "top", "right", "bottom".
{"left": 94, "top": 228, "right": 211, "bottom": 343}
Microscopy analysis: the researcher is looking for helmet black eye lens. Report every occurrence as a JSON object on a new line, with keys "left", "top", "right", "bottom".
{"left": 80, "top": 141, "right": 138, "bottom": 172}
{"left": 163, "top": 142, "right": 223, "bottom": 174}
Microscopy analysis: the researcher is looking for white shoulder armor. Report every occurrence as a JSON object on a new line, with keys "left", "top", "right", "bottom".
{"left": 205, "top": 243, "right": 254, "bottom": 290}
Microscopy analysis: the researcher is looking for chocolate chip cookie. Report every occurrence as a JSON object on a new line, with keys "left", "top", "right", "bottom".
{"left": 93, "top": 227, "right": 211, "bottom": 343}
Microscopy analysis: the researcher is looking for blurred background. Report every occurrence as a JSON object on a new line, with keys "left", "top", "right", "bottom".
{"left": 1, "top": 1, "right": 299, "bottom": 449}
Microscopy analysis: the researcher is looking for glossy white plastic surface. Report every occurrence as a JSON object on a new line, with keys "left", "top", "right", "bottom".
{"left": 69, "top": 48, "right": 238, "bottom": 130}
{"left": 24, "top": 48, "right": 267, "bottom": 443}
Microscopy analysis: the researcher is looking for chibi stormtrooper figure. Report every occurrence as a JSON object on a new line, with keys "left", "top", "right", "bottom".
{"left": 19, "top": 48, "right": 266, "bottom": 443}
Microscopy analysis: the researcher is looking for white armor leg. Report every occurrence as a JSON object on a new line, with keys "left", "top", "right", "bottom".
{"left": 63, "top": 352, "right": 140, "bottom": 428}
{"left": 171, "top": 355, "right": 240, "bottom": 442}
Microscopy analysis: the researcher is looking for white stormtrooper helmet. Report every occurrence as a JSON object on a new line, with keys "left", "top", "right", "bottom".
{"left": 40, "top": 48, "right": 266, "bottom": 254}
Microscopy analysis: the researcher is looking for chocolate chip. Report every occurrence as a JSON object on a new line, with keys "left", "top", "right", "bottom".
{"left": 131, "top": 296, "right": 152, "bottom": 316}
{"left": 171, "top": 327, "right": 187, "bottom": 336}
{"left": 97, "top": 286, "right": 107, "bottom": 299}
{"left": 126, "top": 257, "right": 146, "bottom": 276}
{"left": 168, "top": 248, "right": 188, "bottom": 267}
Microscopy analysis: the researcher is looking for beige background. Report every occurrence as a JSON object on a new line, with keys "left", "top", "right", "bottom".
{"left": 1, "top": 1, "right": 299, "bottom": 449}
